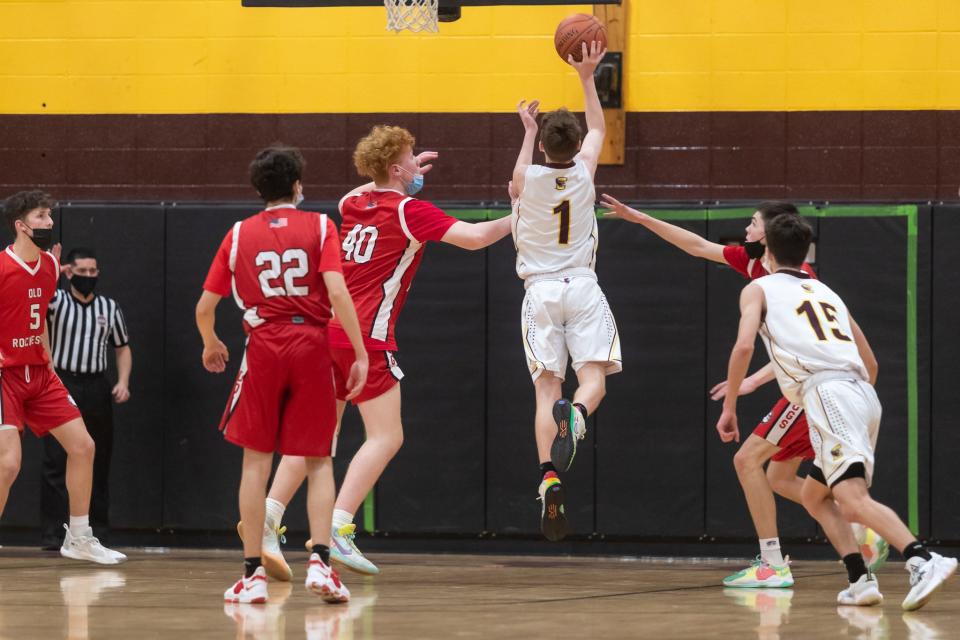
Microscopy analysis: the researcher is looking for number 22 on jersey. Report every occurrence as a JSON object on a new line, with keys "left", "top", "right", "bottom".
{"left": 256, "top": 249, "right": 309, "bottom": 297}
{"left": 796, "top": 300, "right": 852, "bottom": 342}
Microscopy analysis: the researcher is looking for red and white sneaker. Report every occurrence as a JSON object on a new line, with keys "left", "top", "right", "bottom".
{"left": 224, "top": 566, "right": 269, "bottom": 604}
{"left": 305, "top": 553, "right": 350, "bottom": 604}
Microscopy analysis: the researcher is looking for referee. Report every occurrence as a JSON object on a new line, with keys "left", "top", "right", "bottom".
{"left": 41, "top": 247, "right": 132, "bottom": 549}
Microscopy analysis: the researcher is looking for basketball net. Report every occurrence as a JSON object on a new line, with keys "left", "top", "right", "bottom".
{"left": 384, "top": 0, "right": 439, "bottom": 33}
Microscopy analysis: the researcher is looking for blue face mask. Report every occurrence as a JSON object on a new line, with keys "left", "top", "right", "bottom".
{"left": 399, "top": 166, "right": 424, "bottom": 196}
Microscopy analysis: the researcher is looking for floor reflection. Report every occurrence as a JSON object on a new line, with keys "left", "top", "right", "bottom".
{"left": 59, "top": 570, "right": 125, "bottom": 640}
{"left": 902, "top": 613, "right": 946, "bottom": 640}
{"left": 723, "top": 588, "right": 793, "bottom": 640}
{"left": 836, "top": 606, "right": 888, "bottom": 639}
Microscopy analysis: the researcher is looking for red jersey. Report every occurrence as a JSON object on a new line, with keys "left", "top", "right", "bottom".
{"left": 0, "top": 246, "right": 59, "bottom": 367}
{"left": 327, "top": 189, "right": 457, "bottom": 351}
{"left": 722, "top": 245, "right": 816, "bottom": 281}
{"left": 203, "top": 206, "right": 343, "bottom": 331}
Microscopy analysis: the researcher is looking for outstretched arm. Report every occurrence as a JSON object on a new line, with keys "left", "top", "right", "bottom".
{"left": 441, "top": 216, "right": 512, "bottom": 250}
{"left": 511, "top": 99, "right": 540, "bottom": 197}
{"left": 716, "top": 284, "right": 765, "bottom": 443}
{"left": 571, "top": 40, "right": 607, "bottom": 177}
{"left": 709, "top": 362, "right": 776, "bottom": 401}
{"left": 600, "top": 193, "right": 727, "bottom": 264}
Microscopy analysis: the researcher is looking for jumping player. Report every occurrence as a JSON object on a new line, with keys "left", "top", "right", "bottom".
{"left": 512, "top": 41, "right": 622, "bottom": 542}
{"left": 0, "top": 190, "right": 125, "bottom": 565}
{"left": 196, "top": 146, "right": 368, "bottom": 604}
{"left": 719, "top": 214, "right": 956, "bottom": 610}
{"left": 600, "top": 196, "right": 888, "bottom": 586}
{"left": 244, "top": 126, "right": 513, "bottom": 578}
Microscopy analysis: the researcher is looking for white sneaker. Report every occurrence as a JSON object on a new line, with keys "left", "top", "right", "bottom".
{"left": 224, "top": 566, "right": 269, "bottom": 604}
{"left": 330, "top": 524, "right": 380, "bottom": 575}
{"left": 305, "top": 553, "right": 350, "bottom": 604}
{"left": 237, "top": 520, "right": 292, "bottom": 582}
{"left": 902, "top": 552, "right": 958, "bottom": 611}
{"left": 60, "top": 525, "right": 125, "bottom": 565}
{"left": 837, "top": 574, "right": 883, "bottom": 606}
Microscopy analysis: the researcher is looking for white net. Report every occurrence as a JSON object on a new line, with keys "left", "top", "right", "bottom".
{"left": 384, "top": 0, "right": 439, "bottom": 33}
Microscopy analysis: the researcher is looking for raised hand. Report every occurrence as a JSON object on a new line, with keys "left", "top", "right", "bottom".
{"left": 517, "top": 99, "right": 540, "bottom": 132}
{"left": 416, "top": 151, "right": 439, "bottom": 175}
{"left": 568, "top": 40, "right": 607, "bottom": 77}
{"left": 599, "top": 193, "right": 650, "bottom": 224}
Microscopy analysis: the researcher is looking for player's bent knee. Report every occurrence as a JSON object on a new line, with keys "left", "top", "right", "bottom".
{"left": 66, "top": 434, "right": 96, "bottom": 461}
{"left": 0, "top": 454, "right": 20, "bottom": 486}
{"left": 732, "top": 447, "right": 761, "bottom": 474}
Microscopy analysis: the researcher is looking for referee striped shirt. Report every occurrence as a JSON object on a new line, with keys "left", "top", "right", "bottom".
{"left": 47, "top": 290, "right": 129, "bottom": 374}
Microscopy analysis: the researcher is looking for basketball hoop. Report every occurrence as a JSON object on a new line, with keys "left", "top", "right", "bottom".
{"left": 384, "top": 0, "right": 439, "bottom": 32}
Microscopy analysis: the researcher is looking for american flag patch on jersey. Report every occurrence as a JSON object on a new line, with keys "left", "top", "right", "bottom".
{"left": 269, "top": 218, "right": 288, "bottom": 228}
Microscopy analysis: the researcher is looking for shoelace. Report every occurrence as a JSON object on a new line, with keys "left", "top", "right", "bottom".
{"left": 909, "top": 563, "right": 926, "bottom": 586}
{"left": 276, "top": 525, "right": 287, "bottom": 545}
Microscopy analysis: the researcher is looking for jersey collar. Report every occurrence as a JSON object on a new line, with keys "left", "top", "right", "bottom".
{"left": 775, "top": 267, "right": 812, "bottom": 279}
{"left": 4, "top": 246, "right": 43, "bottom": 276}
{"left": 264, "top": 203, "right": 297, "bottom": 211}
{"left": 544, "top": 161, "right": 576, "bottom": 169}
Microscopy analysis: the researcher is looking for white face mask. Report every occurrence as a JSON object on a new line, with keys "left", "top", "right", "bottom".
{"left": 294, "top": 191, "right": 304, "bottom": 207}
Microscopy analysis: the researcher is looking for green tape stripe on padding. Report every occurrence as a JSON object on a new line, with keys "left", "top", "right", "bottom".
{"left": 432, "top": 204, "right": 922, "bottom": 535}
{"left": 363, "top": 490, "right": 375, "bottom": 534}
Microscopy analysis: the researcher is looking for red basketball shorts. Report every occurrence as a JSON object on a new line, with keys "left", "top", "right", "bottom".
{"left": 753, "top": 397, "right": 815, "bottom": 462}
{"left": 219, "top": 323, "right": 337, "bottom": 457}
{"left": 0, "top": 364, "right": 81, "bottom": 436}
{"left": 331, "top": 348, "right": 403, "bottom": 404}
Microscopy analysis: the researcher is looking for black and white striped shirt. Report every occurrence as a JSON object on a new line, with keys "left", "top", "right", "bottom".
{"left": 47, "top": 290, "right": 129, "bottom": 375}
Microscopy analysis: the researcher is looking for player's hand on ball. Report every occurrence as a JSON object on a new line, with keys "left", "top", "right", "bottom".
{"left": 344, "top": 355, "right": 369, "bottom": 401}
{"left": 716, "top": 409, "right": 740, "bottom": 443}
{"left": 202, "top": 340, "right": 229, "bottom": 373}
{"left": 569, "top": 40, "right": 607, "bottom": 76}
{"left": 517, "top": 99, "right": 540, "bottom": 132}
{"left": 600, "top": 193, "right": 649, "bottom": 224}
{"left": 416, "top": 151, "right": 438, "bottom": 175}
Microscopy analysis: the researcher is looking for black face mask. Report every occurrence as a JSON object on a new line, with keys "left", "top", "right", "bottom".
{"left": 26, "top": 226, "right": 54, "bottom": 250}
{"left": 744, "top": 239, "right": 765, "bottom": 259}
{"left": 71, "top": 275, "right": 98, "bottom": 296}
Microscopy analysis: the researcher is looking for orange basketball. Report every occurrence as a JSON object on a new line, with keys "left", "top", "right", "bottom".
{"left": 554, "top": 14, "right": 607, "bottom": 63}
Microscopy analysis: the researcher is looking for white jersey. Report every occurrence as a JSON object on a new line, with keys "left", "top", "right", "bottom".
{"left": 512, "top": 159, "right": 598, "bottom": 279}
{"left": 753, "top": 271, "right": 869, "bottom": 404}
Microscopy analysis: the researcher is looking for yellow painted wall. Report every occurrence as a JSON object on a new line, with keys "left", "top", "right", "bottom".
{"left": 1, "top": 0, "right": 960, "bottom": 113}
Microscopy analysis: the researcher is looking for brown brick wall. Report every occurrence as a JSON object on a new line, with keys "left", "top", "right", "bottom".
{"left": 0, "top": 111, "right": 955, "bottom": 202}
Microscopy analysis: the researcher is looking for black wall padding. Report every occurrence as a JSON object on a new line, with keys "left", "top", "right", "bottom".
{"left": 59, "top": 204, "right": 166, "bottom": 529}
{"left": 162, "top": 205, "right": 248, "bottom": 530}
{"left": 703, "top": 217, "right": 820, "bottom": 539}
{"left": 594, "top": 218, "right": 706, "bottom": 536}
{"left": 931, "top": 205, "right": 960, "bottom": 540}
{"left": 818, "top": 216, "right": 909, "bottom": 516}
{"left": 915, "top": 207, "right": 932, "bottom": 537}
{"left": 374, "top": 240, "right": 488, "bottom": 533}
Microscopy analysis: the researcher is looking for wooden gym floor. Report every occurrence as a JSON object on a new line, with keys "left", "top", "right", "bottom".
{"left": 0, "top": 547, "right": 955, "bottom": 639}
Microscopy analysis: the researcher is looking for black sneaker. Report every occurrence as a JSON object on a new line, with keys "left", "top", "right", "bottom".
{"left": 550, "top": 399, "right": 585, "bottom": 472}
{"left": 538, "top": 475, "right": 568, "bottom": 542}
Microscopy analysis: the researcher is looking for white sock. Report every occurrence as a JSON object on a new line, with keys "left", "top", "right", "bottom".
{"left": 332, "top": 509, "right": 354, "bottom": 530}
{"left": 69, "top": 515, "right": 90, "bottom": 537}
{"left": 264, "top": 498, "right": 286, "bottom": 530}
{"left": 760, "top": 537, "right": 784, "bottom": 566}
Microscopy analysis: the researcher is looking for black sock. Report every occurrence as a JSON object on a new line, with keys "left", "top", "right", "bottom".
{"left": 312, "top": 544, "right": 331, "bottom": 565}
{"left": 539, "top": 461, "right": 557, "bottom": 478}
{"left": 573, "top": 403, "right": 588, "bottom": 420}
{"left": 902, "top": 541, "right": 932, "bottom": 562}
{"left": 244, "top": 557, "right": 262, "bottom": 578}
{"left": 842, "top": 553, "right": 868, "bottom": 583}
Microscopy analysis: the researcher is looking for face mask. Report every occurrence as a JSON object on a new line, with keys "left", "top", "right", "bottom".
{"left": 398, "top": 166, "right": 424, "bottom": 196}
{"left": 744, "top": 239, "right": 765, "bottom": 260}
{"left": 294, "top": 190, "right": 304, "bottom": 207}
{"left": 71, "top": 275, "right": 98, "bottom": 296}
{"left": 24, "top": 225, "right": 53, "bottom": 250}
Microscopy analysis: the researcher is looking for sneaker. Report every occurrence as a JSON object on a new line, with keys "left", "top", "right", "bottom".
{"left": 838, "top": 573, "right": 883, "bottom": 606}
{"left": 722, "top": 556, "right": 794, "bottom": 588}
{"left": 856, "top": 527, "right": 890, "bottom": 573}
{"left": 330, "top": 524, "right": 380, "bottom": 575}
{"left": 237, "top": 521, "right": 292, "bottom": 582}
{"left": 902, "top": 552, "right": 958, "bottom": 611}
{"left": 550, "top": 399, "right": 585, "bottom": 472}
{"left": 224, "top": 566, "right": 269, "bottom": 604}
{"left": 538, "top": 473, "right": 568, "bottom": 542}
{"left": 60, "top": 525, "right": 126, "bottom": 565}
{"left": 305, "top": 553, "right": 350, "bottom": 604}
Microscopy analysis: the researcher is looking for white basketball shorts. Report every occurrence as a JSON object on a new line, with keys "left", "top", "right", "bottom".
{"left": 520, "top": 271, "right": 622, "bottom": 381}
{"left": 802, "top": 376, "right": 882, "bottom": 487}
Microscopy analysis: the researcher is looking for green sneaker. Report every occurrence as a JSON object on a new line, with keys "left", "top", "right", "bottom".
{"left": 330, "top": 524, "right": 379, "bottom": 575}
{"left": 723, "top": 556, "right": 794, "bottom": 588}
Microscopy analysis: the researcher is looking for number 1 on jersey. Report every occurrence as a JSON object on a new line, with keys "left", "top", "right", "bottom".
{"left": 553, "top": 201, "right": 570, "bottom": 245}
{"left": 796, "top": 300, "right": 852, "bottom": 342}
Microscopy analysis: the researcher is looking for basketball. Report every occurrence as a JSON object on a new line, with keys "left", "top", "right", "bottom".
{"left": 554, "top": 14, "right": 607, "bottom": 63}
